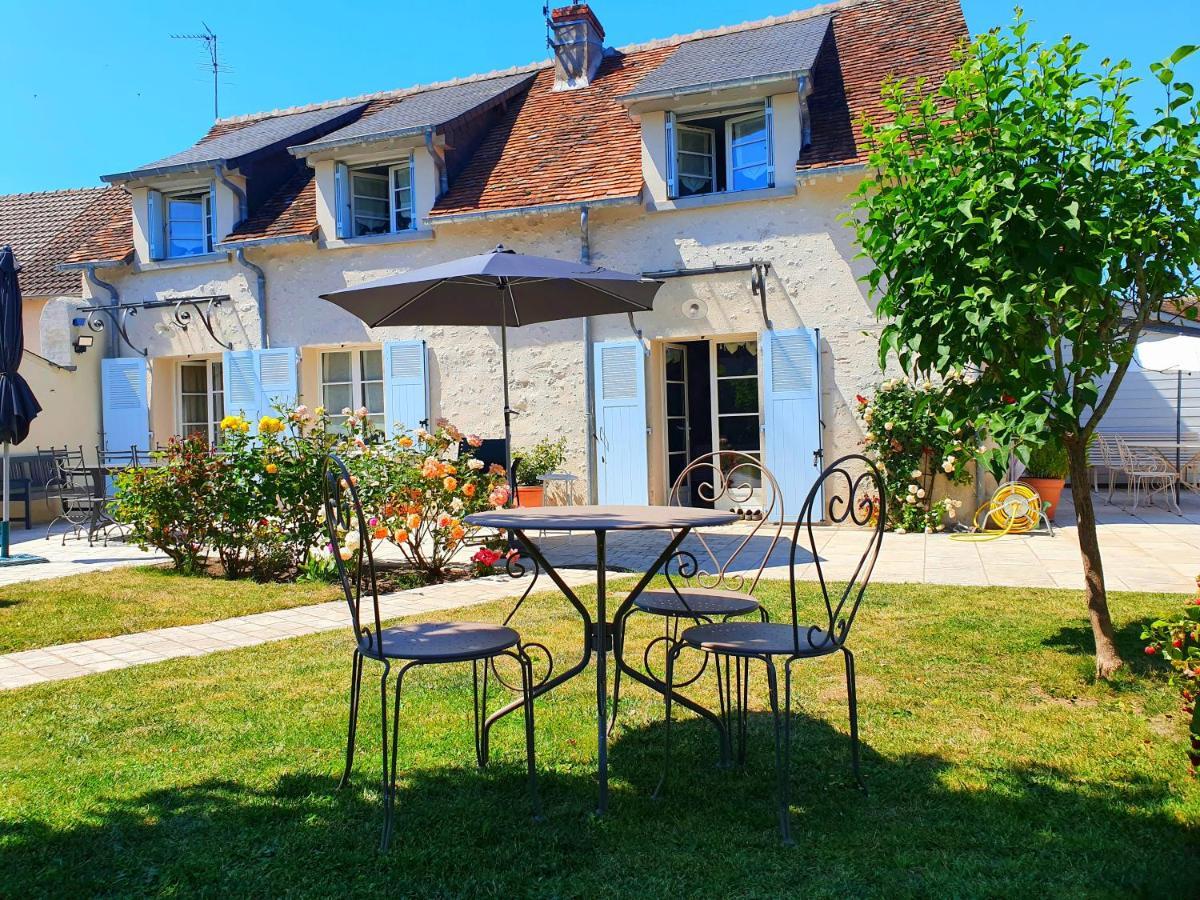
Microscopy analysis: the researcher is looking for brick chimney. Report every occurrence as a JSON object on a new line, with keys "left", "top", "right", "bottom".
{"left": 548, "top": 4, "right": 606, "bottom": 90}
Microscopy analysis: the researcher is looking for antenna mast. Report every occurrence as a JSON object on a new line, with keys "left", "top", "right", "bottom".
{"left": 171, "top": 23, "right": 221, "bottom": 119}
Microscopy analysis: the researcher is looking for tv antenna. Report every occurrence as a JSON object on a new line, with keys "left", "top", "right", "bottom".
{"left": 171, "top": 23, "right": 223, "bottom": 119}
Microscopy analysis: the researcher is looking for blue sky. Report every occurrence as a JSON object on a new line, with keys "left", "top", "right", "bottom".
{"left": 2, "top": 1, "right": 1196, "bottom": 194}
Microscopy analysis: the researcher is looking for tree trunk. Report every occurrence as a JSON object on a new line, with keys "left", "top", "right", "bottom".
{"left": 1065, "top": 437, "right": 1124, "bottom": 678}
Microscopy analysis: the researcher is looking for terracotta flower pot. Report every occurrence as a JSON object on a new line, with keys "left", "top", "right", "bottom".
{"left": 516, "top": 484, "right": 545, "bottom": 507}
{"left": 1020, "top": 477, "right": 1065, "bottom": 521}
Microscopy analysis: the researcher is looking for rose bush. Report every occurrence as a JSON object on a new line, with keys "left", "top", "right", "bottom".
{"left": 1142, "top": 584, "right": 1200, "bottom": 778}
{"left": 856, "top": 377, "right": 979, "bottom": 533}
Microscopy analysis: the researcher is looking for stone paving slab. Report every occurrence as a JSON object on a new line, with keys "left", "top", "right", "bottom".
{"left": 0, "top": 568, "right": 600, "bottom": 692}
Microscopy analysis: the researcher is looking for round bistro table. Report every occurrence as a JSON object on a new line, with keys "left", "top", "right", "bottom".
{"left": 465, "top": 504, "right": 738, "bottom": 815}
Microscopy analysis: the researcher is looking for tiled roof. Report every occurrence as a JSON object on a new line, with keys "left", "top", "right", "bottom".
{"left": 619, "top": 15, "right": 832, "bottom": 101}
{"left": 797, "top": 0, "right": 967, "bottom": 170}
{"left": 290, "top": 72, "right": 536, "bottom": 156}
{"left": 60, "top": 188, "right": 134, "bottom": 266}
{"left": 0, "top": 187, "right": 116, "bottom": 295}
{"left": 105, "top": 105, "right": 365, "bottom": 181}
{"left": 430, "top": 46, "right": 673, "bottom": 218}
{"left": 223, "top": 169, "right": 318, "bottom": 246}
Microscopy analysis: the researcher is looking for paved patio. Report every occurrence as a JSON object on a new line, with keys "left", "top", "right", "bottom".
{"left": 1, "top": 486, "right": 1195, "bottom": 692}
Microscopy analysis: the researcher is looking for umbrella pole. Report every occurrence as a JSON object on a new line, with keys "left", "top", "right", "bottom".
{"left": 2, "top": 440, "right": 9, "bottom": 558}
{"left": 500, "top": 281, "right": 514, "bottom": 495}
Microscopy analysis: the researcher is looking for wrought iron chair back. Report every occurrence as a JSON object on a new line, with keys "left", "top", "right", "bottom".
{"left": 666, "top": 451, "right": 783, "bottom": 596}
{"left": 789, "top": 454, "right": 886, "bottom": 654}
{"left": 322, "top": 453, "right": 386, "bottom": 658}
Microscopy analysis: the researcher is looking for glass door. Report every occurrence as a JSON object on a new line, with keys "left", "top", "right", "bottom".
{"left": 664, "top": 343, "right": 692, "bottom": 504}
{"left": 710, "top": 339, "right": 763, "bottom": 512}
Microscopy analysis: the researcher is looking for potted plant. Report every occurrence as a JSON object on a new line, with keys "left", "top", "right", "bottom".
{"left": 514, "top": 437, "right": 566, "bottom": 507}
{"left": 1019, "top": 440, "right": 1070, "bottom": 521}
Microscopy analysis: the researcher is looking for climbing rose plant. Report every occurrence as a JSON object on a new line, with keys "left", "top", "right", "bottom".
{"left": 856, "top": 377, "right": 976, "bottom": 533}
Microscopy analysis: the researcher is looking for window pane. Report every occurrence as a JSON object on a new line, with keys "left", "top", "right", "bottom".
{"left": 667, "top": 420, "right": 687, "bottom": 454}
{"left": 665, "top": 346, "right": 684, "bottom": 382}
{"left": 667, "top": 382, "right": 686, "bottom": 417}
{"left": 169, "top": 236, "right": 205, "bottom": 257}
{"left": 718, "top": 414, "right": 760, "bottom": 453}
{"left": 678, "top": 153, "right": 713, "bottom": 178}
{"left": 718, "top": 378, "right": 758, "bottom": 415}
{"left": 169, "top": 220, "right": 203, "bottom": 240}
{"left": 323, "top": 383, "right": 353, "bottom": 413}
{"left": 679, "top": 128, "right": 713, "bottom": 154}
{"left": 716, "top": 341, "right": 758, "bottom": 377}
{"left": 182, "top": 423, "right": 208, "bottom": 440}
{"left": 363, "top": 381, "right": 384, "bottom": 416}
{"left": 352, "top": 173, "right": 388, "bottom": 199}
{"left": 212, "top": 391, "right": 224, "bottom": 423}
{"left": 180, "top": 364, "right": 208, "bottom": 394}
{"left": 392, "top": 165, "right": 411, "bottom": 191}
{"left": 731, "top": 164, "right": 770, "bottom": 192}
{"left": 168, "top": 199, "right": 202, "bottom": 222}
{"left": 721, "top": 453, "right": 762, "bottom": 491}
{"left": 679, "top": 174, "right": 713, "bottom": 196}
{"left": 731, "top": 136, "right": 768, "bottom": 168}
{"left": 322, "top": 351, "right": 352, "bottom": 384}
{"left": 360, "top": 349, "right": 383, "bottom": 381}
{"left": 354, "top": 197, "right": 389, "bottom": 218}
{"left": 181, "top": 394, "right": 208, "bottom": 425}
{"left": 393, "top": 209, "right": 412, "bottom": 231}
{"left": 353, "top": 216, "right": 389, "bottom": 237}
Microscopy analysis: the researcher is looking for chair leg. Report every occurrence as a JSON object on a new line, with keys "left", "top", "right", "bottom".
{"left": 654, "top": 641, "right": 683, "bottom": 800}
{"left": 607, "top": 611, "right": 625, "bottom": 737}
{"left": 338, "top": 649, "right": 364, "bottom": 789}
{"left": 383, "top": 665, "right": 405, "bottom": 851}
{"left": 519, "top": 649, "right": 543, "bottom": 820}
{"left": 472, "top": 659, "right": 487, "bottom": 769}
{"left": 764, "top": 656, "right": 792, "bottom": 845}
{"left": 843, "top": 648, "right": 865, "bottom": 793}
{"left": 378, "top": 663, "right": 393, "bottom": 852}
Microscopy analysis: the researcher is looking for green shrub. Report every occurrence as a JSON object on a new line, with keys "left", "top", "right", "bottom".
{"left": 1142, "top": 585, "right": 1200, "bottom": 778}
{"left": 1022, "top": 441, "right": 1070, "bottom": 479}
{"left": 515, "top": 437, "right": 567, "bottom": 486}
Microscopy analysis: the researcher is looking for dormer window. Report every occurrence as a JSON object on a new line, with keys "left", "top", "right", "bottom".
{"left": 666, "top": 100, "right": 774, "bottom": 199}
{"left": 145, "top": 187, "right": 215, "bottom": 260}
{"left": 335, "top": 155, "right": 415, "bottom": 239}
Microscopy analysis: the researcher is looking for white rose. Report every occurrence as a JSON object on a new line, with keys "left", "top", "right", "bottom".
{"left": 947, "top": 508, "right": 957, "bottom": 519}
{"left": 924, "top": 526, "right": 933, "bottom": 533}
{"left": 917, "top": 488, "right": 926, "bottom": 499}
{"left": 910, "top": 469, "right": 922, "bottom": 479}
{"left": 942, "top": 460, "right": 955, "bottom": 473}
{"left": 884, "top": 422, "right": 894, "bottom": 432}
{"left": 468, "top": 458, "right": 484, "bottom": 471}
{"left": 895, "top": 526, "right": 907, "bottom": 534}
{"left": 908, "top": 484, "right": 918, "bottom": 494}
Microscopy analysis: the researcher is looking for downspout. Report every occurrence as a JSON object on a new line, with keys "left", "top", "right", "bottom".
{"left": 84, "top": 264, "right": 119, "bottom": 358}
{"left": 581, "top": 204, "right": 598, "bottom": 503}
{"left": 424, "top": 127, "right": 449, "bottom": 197}
{"left": 234, "top": 248, "right": 268, "bottom": 348}
{"left": 211, "top": 163, "right": 248, "bottom": 222}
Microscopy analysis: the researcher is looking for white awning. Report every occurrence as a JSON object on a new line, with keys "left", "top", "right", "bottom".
{"left": 1133, "top": 331, "right": 1200, "bottom": 373}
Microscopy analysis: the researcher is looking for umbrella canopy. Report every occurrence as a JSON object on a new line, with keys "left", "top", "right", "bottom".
{"left": 319, "top": 245, "right": 661, "bottom": 327}
{"left": 1133, "top": 331, "right": 1200, "bottom": 373}
{"left": 0, "top": 247, "right": 41, "bottom": 445}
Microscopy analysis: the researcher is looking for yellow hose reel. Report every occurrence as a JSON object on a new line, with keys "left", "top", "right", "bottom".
{"left": 950, "top": 481, "right": 1052, "bottom": 542}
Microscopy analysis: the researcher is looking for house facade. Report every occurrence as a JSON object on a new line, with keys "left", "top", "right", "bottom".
{"left": 58, "top": 0, "right": 969, "bottom": 515}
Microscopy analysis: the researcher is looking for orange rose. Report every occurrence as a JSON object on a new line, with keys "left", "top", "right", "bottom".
{"left": 462, "top": 482, "right": 476, "bottom": 498}
{"left": 373, "top": 526, "right": 389, "bottom": 540}
{"left": 405, "top": 513, "right": 421, "bottom": 530}
{"left": 398, "top": 436, "right": 414, "bottom": 448}
{"left": 443, "top": 476, "right": 458, "bottom": 492}
{"left": 383, "top": 502, "right": 395, "bottom": 517}
{"left": 393, "top": 528, "right": 409, "bottom": 543}
{"left": 449, "top": 524, "right": 466, "bottom": 542}
{"left": 444, "top": 463, "right": 457, "bottom": 475}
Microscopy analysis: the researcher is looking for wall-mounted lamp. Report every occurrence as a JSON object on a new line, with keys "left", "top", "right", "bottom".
{"left": 73, "top": 334, "right": 94, "bottom": 354}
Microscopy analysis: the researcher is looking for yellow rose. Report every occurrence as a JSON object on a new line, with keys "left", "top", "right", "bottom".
{"left": 398, "top": 435, "right": 414, "bottom": 448}
{"left": 405, "top": 513, "right": 422, "bottom": 530}
{"left": 265, "top": 463, "right": 278, "bottom": 474}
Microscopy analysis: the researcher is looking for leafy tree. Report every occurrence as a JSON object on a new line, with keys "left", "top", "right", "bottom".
{"left": 850, "top": 14, "right": 1200, "bottom": 677}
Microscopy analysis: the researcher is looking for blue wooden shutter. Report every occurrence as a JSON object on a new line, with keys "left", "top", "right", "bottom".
{"left": 222, "top": 349, "right": 261, "bottom": 423}
{"left": 383, "top": 340, "right": 429, "bottom": 437}
{"left": 146, "top": 190, "right": 164, "bottom": 260}
{"left": 334, "top": 162, "right": 351, "bottom": 239}
{"left": 763, "top": 97, "right": 775, "bottom": 188}
{"left": 258, "top": 347, "right": 298, "bottom": 418}
{"left": 593, "top": 339, "right": 649, "bottom": 505}
{"left": 664, "top": 112, "right": 678, "bottom": 199}
{"left": 101, "top": 358, "right": 150, "bottom": 453}
{"left": 762, "top": 328, "right": 822, "bottom": 521}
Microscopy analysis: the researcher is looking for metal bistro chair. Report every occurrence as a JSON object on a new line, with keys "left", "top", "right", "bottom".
{"left": 658, "top": 454, "right": 886, "bottom": 844}
{"left": 43, "top": 446, "right": 103, "bottom": 545}
{"left": 608, "top": 451, "right": 783, "bottom": 744}
{"left": 1088, "top": 434, "right": 1119, "bottom": 504}
{"left": 322, "top": 454, "right": 540, "bottom": 851}
{"left": 95, "top": 445, "right": 140, "bottom": 545}
{"left": 1114, "top": 437, "right": 1181, "bottom": 514}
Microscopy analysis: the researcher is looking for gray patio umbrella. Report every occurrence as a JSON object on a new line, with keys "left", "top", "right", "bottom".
{"left": 0, "top": 246, "right": 44, "bottom": 562}
{"left": 320, "top": 245, "right": 662, "bottom": 478}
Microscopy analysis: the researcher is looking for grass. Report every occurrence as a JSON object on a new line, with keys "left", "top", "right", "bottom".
{"left": 0, "top": 566, "right": 339, "bottom": 653}
{"left": 0, "top": 577, "right": 1197, "bottom": 897}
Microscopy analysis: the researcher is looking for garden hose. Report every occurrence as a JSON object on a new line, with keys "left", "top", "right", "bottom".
{"left": 949, "top": 481, "right": 1045, "bottom": 542}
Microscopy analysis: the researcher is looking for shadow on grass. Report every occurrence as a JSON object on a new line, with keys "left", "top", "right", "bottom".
{"left": 1042, "top": 620, "right": 1157, "bottom": 674}
{"left": 1, "top": 709, "right": 1196, "bottom": 897}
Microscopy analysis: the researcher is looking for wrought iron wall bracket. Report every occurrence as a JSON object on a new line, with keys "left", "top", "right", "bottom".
{"left": 641, "top": 259, "right": 774, "bottom": 328}
{"left": 78, "top": 294, "right": 232, "bottom": 357}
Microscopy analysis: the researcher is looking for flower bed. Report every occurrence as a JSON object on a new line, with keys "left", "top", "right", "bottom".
{"left": 115, "top": 410, "right": 509, "bottom": 584}
{"left": 1143, "top": 581, "right": 1200, "bottom": 778}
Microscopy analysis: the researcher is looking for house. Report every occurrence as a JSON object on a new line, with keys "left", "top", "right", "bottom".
{"left": 58, "top": 0, "right": 969, "bottom": 516}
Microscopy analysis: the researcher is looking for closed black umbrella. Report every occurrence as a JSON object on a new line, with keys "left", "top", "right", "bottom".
{"left": 0, "top": 245, "right": 43, "bottom": 559}
{"left": 320, "top": 245, "right": 661, "bottom": 478}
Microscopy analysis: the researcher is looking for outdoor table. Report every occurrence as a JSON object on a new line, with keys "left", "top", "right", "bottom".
{"left": 1120, "top": 438, "right": 1200, "bottom": 494}
{"left": 64, "top": 465, "right": 126, "bottom": 542}
{"left": 464, "top": 503, "right": 738, "bottom": 814}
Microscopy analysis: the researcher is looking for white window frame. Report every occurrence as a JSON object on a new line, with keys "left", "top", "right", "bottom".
{"left": 176, "top": 358, "right": 224, "bottom": 444}
{"left": 725, "top": 109, "right": 771, "bottom": 193}
{"left": 674, "top": 124, "right": 716, "bottom": 198}
{"left": 320, "top": 347, "right": 385, "bottom": 429}
{"left": 163, "top": 190, "right": 213, "bottom": 258}
{"left": 349, "top": 157, "right": 415, "bottom": 238}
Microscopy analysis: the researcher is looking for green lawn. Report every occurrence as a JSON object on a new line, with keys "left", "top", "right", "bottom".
{"left": 0, "top": 578, "right": 1197, "bottom": 897}
{"left": 0, "top": 567, "right": 339, "bottom": 653}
